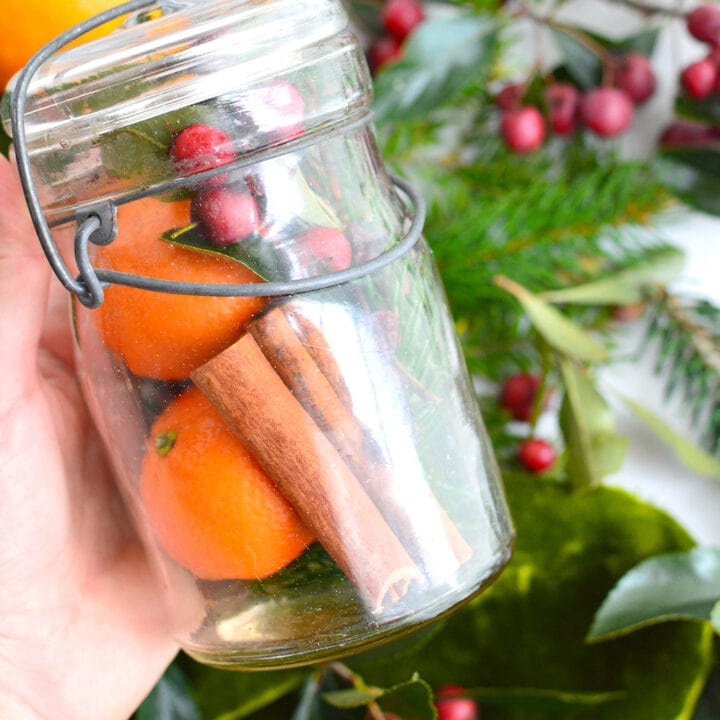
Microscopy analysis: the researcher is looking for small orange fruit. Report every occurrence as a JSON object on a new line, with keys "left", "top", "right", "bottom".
{"left": 95, "top": 196, "right": 265, "bottom": 380}
{"left": 1, "top": 0, "right": 123, "bottom": 92}
{"left": 141, "top": 386, "right": 314, "bottom": 580}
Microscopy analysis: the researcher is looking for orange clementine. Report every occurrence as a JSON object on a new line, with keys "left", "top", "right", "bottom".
{"left": 95, "top": 196, "right": 265, "bottom": 380}
{"left": 141, "top": 386, "right": 314, "bottom": 580}
{"left": 0, "top": 0, "right": 124, "bottom": 92}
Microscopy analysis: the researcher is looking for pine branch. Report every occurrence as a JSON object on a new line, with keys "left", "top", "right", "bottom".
{"left": 646, "top": 290, "right": 720, "bottom": 453}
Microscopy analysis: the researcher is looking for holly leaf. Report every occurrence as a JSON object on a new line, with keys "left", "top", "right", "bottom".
{"left": 494, "top": 276, "right": 609, "bottom": 362}
{"left": 560, "top": 360, "right": 629, "bottom": 487}
{"left": 540, "top": 246, "right": 684, "bottom": 305}
{"left": 373, "top": 15, "right": 498, "bottom": 122}
{"left": 351, "top": 474, "right": 713, "bottom": 720}
{"left": 588, "top": 548, "right": 720, "bottom": 641}
{"left": 135, "top": 663, "right": 199, "bottom": 720}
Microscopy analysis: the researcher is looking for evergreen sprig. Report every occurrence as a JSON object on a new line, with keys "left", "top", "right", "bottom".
{"left": 645, "top": 290, "right": 720, "bottom": 453}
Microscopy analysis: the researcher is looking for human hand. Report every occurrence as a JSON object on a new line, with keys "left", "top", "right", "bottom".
{"left": 0, "top": 155, "right": 178, "bottom": 719}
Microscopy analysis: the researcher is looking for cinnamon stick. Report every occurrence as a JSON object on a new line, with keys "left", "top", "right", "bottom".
{"left": 191, "top": 333, "right": 421, "bottom": 613}
{"left": 250, "top": 305, "right": 473, "bottom": 577}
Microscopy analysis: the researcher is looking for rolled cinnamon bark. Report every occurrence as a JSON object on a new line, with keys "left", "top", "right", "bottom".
{"left": 250, "top": 305, "right": 473, "bottom": 575}
{"left": 191, "top": 332, "right": 421, "bottom": 613}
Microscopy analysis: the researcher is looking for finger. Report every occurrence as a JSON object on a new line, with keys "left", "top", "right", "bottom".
{"left": 0, "top": 154, "right": 50, "bottom": 397}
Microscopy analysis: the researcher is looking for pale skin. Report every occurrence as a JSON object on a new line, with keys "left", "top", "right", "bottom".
{"left": 0, "top": 155, "right": 177, "bottom": 719}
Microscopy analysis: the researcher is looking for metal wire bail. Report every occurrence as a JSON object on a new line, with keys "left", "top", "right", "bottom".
{"left": 10, "top": 0, "right": 427, "bottom": 307}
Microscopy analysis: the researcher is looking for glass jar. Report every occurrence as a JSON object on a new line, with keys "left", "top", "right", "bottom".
{"left": 3, "top": 0, "right": 513, "bottom": 669}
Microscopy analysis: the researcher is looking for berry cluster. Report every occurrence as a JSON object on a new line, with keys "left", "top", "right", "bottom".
{"left": 167, "top": 82, "right": 352, "bottom": 270}
{"left": 499, "top": 373, "right": 557, "bottom": 473}
{"left": 680, "top": 5, "right": 720, "bottom": 98}
{"left": 367, "top": 0, "right": 425, "bottom": 73}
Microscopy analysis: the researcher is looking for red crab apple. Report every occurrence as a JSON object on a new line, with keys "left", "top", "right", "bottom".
{"left": 546, "top": 83, "right": 580, "bottom": 135}
{"left": 687, "top": 4, "right": 720, "bottom": 45}
{"left": 518, "top": 438, "right": 556, "bottom": 473}
{"left": 616, "top": 53, "right": 656, "bottom": 104}
{"left": 681, "top": 58, "right": 718, "bottom": 98}
{"left": 368, "top": 35, "right": 403, "bottom": 73}
{"left": 435, "top": 686, "right": 479, "bottom": 720}
{"left": 191, "top": 188, "right": 259, "bottom": 246}
{"left": 500, "top": 373, "right": 541, "bottom": 422}
{"left": 500, "top": 106, "right": 546, "bottom": 153}
{"left": 383, "top": 0, "right": 425, "bottom": 41}
{"left": 169, "top": 123, "right": 236, "bottom": 177}
{"left": 300, "top": 226, "right": 353, "bottom": 271}
{"left": 580, "top": 88, "right": 634, "bottom": 137}
{"left": 496, "top": 83, "right": 524, "bottom": 111}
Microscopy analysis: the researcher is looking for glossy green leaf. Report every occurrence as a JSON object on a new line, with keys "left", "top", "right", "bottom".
{"left": 322, "top": 687, "right": 383, "bottom": 708}
{"left": 613, "top": 27, "right": 661, "bottom": 56}
{"left": 621, "top": 395, "right": 720, "bottom": 479}
{"left": 655, "top": 152, "right": 720, "bottom": 216}
{"left": 550, "top": 27, "right": 602, "bottom": 90}
{"left": 465, "top": 687, "right": 624, "bottom": 710}
{"left": 187, "top": 664, "right": 306, "bottom": 720}
{"left": 495, "top": 276, "right": 609, "bottom": 362}
{"left": 589, "top": 548, "right": 720, "bottom": 640}
{"left": 560, "top": 360, "right": 629, "bottom": 487}
{"left": 136, "top": 663, "right": 199, "bottom": 720}
{"left": 540, "top": 246, "right": 684, "bottom": 305}
{"left": 373, "top": 15, "right": 498, "bottom": 122}
{"left": 351, "top": 474, "right": 714, "bottom": 720}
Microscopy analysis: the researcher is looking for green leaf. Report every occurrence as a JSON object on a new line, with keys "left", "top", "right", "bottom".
{"left": 351, "top": 474, "right": 714, "bottom": 720}
{"left": 494, "top": 276, "right": 609, "bottom": 362}
{"left": 620, "top": 395, "right": 720, "bottom": 479}
{"left": 186, "top": 664, "right": 306, "bottom": 720}
{"left": 136, "top": 663, "right": 199, "bottom": 720}
{"left": 323, "top": 675, "right": 436, "bottom": 720}
{"left": 655, "top": 151, "right": 720, "bottom": 216}
{"left": 613, "top": 28, "right": 661, "bottom": 56}
{"left": 540, "top": 246, "right": 684, "bottom": 305}
{"left": 560, "top": 360, "right": 629, "bottom": 487}
{"left": 465, "top": 687, "right": 624, "bottom": 710}
{"left": 163, "top": 226, "right": 277, "bottom": 281}
{"left": 712, "top": 602, "right": 720, "bottom": 634}
{"left": 589, "top": 548, "right": 720, "bottom": 641}
{"left": 0, "top": 121, "right": 10, "bottom": 158}
{"left": 373, "top": 15, "right": 498, "bottom": 122}
{"left": 550, "top": 27, "right": 603, "bottom": 90}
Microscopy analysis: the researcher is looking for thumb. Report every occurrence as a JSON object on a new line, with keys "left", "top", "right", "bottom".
{"left": 0, "top": 153, "right": 50, "bottom": 399}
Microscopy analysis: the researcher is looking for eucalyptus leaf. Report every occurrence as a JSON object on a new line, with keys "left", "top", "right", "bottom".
{"left": 550, "top": 27, "right": 602, "bottom": 90}
{"left": 373, "top": 15, "right": 498, "bottom": 122}
{"left": 494, "top": 276, "right": 609, "bottom": 362}
{"left": 560, "top": 359, "right": 629, "bottom": 487}
{"left": 540, "top": 246, "right": 684, "bottom": 305}
{"left": 588, "top": 548, "right": 720, "bottom": 641}
{"left": 135, "top": 663, "right": 199, "bottom": 720}
{"left": 620, "top": 394, "right": 720, "bottom": 479}
{"left": 351, "top": 474, "right": 713, "bottom": 720}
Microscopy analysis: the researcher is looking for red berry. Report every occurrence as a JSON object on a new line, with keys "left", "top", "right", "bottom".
{"left": 500, "top": 373, "right": 540, "bottom": 421}
{"left": 518, "top": 438, "right": 556, "bottom": 473}
{"left": 496, "top": 83, "right": 524, "bottom": 111}
{"left": 169, "top": 123, "right": 236, "bottom": 177}
{"left": 659, "top": 120, "right": 716, "bottom": 147}
{"left": 579, "top": 88, "right": 634, "bottom": 137}
{"left": 368, "top": 35, "right": 403, "bottom": 73}
{"left": 300, "top": 227, "right": 353, "bottom": 271}
{"left": 681, "top": 58, "right": 718, "bottom": 98}
{"left": 545, "top": 83, "right": 580, "bottom": 135}
{"left": 500, "top": 106, "right": 546, "bottom": 153}
{"left": 687, "top": 4, "right": 720, "bottom": 45}
{"left": 191, "top": 188, "right": 259, "bottom": 246}
{"left": 616, "top": 53, "right": 656, "bottom": 104}
{"left": 246, "top": 80, "right": 305, "bottom": 142}
{"left": 435, "top": 686, "right": 478, "bottom": 720}
{"left": 383, "top": 0, "right": 425, "bottom": 41}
